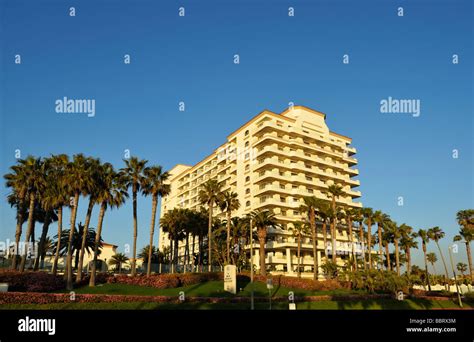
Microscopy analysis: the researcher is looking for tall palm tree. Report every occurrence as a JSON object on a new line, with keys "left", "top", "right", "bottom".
{"left": 47, "top": 154, "right": 70, "bottom": 275}
{"left": 315, "top": 201, "right": 331, "bottom": 263}
{"left": 250, "top": 210, "right": 278, "bottom": 276}
{"left": 382, "top": 222, "right": 393, "bottom": 271}
{"left": 427, "top": 252, "right": 438, "bottom": 275}
{"left": 399, "top": 225, "right": 417, "bottom": 274}
{"left": 300, "top": 196, "right": 323, "bottom": 280}
{"left": 416, "top": 229, "right": 432, "bottom": 291}
{"left": 353, "top": 208, "right": 365, "bottom": 270}
{"left": 142, "top": 165, "right": 170, "bottom": 276}
{"left": 391, "top": 222, "right": 402, "bottom": 275}
{"left": 64, "top": 154, "right": 92, "bottom": 290}
{"left": 292, "top": 221, "right": 309, "bottom": 278}
{"left": 373, "top": 210, "right": 390, "bottom": 270}
{"left": 219, "top": 191, "right": 240, "bottom": 264}
{"left": 109, "top": 253, "right": 129, "bottom": 273}
{"left": 89, "top": 163, "right": 128, "bottom": 286}
{"left": 428, "top": 227, "right": 449, "bottom": 287}
{"left": 198, "top": 179, "right": 223, "bottom": 272}
{"left": 17, "top": 157, "right": 45, "bottom": 272}
{"left": 120, "top": 157, "right": 148, "bottom": 276}
{"left": 344, "top": 208, "right": 358, "bottom": 271}
{"left": 455, "top": 209, "right": 474, "bottom": 283}
{"left": 76, "top": 157, "right": 101, "bottom": 282}
{"left": 326, "top": 184, "right": 344, "bottom": 263}
{"left": 4, "top": 159, "right": 29, "bottom": 270}
{"left": 362, "top": 207, "right": 375, "bottom": 270}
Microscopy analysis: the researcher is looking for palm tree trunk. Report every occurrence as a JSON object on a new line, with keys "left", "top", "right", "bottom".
{"left": 466, "top": 242, "right": 473, "bottom": 283}
{"left": 435, "top": 241, "right": 450, "bottom": 289}
{"left": 11, "top": 201, "right": 24, "bottom": 270}
{"left": 192, "top": 234, "right": 196, "bottom": 272}
{"left": 169, "top": 239, "right": 173, "bottom": 273}
{"left": 77, "top": 199, "right": 95, "bottom": 281}
{"left": 322, "top": 222, "right": 328, "bottom": 262}
{"left": 422, "top": 244, "right": 432, "bottom": 291}
{"left": 297, "top": 235, "right": 301, "bottom": 278}
{"left": 331, "top": 220, "right": 336, "bottom": 263}
{"left": 19, "top": 193, "right": 36, "bottom": 272}
{"left": 34, "top": 211, "right": 51, "bottom": 271}
{"left": 367, "top": 221, "right": 372, "bottom": 270}
{"left": 147, "top": 195, "right": 158, "bottom": 276}
{"left": 89, "top": 202, "right": 106, "bottom": 286}
{"left": 65, "top": 192, "right": 79, "bottom": 290}
{"left": 405, "top": 247, "right": 411, "bottom": 274}
{"left": 226, "top": 211, "right": 231, "bottom": 264}
{"left": 384, "top": 242, "right": 391, "bottom": 271}
{"left": 349, "top": 218, "right": 356, "bottom": 271}
{"left": 359, "top": 223, "right": 366, "bottom": 270}
{"left": 310, "top": 211, "right": 318, "bottom": 280}
{"left": 394, "top": 239, "right": 400, "bottom": 275}
{"left": 377, "top": 224, "right": 383, "bottom": 270}
{"left": 208, "top": 201, "right": 213, "bottom": 272}
{"left": 258, "top": 234, "right": 266, "bottom": 276}
{"left": 52, "top": 206, "right": 63, "bottom": 275}
{"left": 131, "top": 188, "right": 138, "bottom": 276}
{"left": 174, "top": 236, "right": 179, "bottom": 271}
{"left": 184, "top": 232, "right": 189, "bottom": 273}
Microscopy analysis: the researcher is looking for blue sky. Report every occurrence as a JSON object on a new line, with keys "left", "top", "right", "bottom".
{"left": 0, "top": 0, "right": 472, "bottom": 272}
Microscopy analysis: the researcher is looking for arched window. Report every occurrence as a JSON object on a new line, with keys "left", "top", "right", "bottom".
{"left": 245, "top": 130, "right": 249, "bottom": 136}
{"left": 246, "top": 201, "right": 251, "bottom": 207}
{"left": 245, "top": 176, "right": 250, "bottom": 182}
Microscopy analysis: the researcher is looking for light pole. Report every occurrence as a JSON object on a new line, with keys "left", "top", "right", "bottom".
{"left": 448, "top": 246, "right": 463, "bottom": 308}
{"left": 250, "top": 218, "right": 254, "bottom": 310}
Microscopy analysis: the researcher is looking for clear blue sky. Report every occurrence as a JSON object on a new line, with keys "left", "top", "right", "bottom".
{"left": 1, "top": 0, "right": 472, "bottom": 272}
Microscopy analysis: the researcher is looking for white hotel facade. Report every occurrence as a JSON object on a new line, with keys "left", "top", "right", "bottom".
{"left": 158, "top": 105, "right": 364, "bottom": 277}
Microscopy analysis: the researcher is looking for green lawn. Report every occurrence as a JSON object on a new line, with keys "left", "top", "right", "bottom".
{"left": 2, "top": 299, "right": 471, "bottom": 310}
{"left": 58, "top": 280, "right": 367, "bottom": 297}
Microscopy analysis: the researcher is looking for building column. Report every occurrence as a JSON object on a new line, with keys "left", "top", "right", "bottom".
{"left": 286, "top": 248, "right": 293, "bottom": 275}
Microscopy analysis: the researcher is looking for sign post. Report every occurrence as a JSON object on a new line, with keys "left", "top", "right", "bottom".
{"left": 224, "top": 264, "right": 237, "bottom": 294}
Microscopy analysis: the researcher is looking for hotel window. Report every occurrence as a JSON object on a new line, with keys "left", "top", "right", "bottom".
{"left": 281, "top": 210, "right": 287, "bottom": 216}
{"left": 245, "top": 130, "right": 249, "bottom": 136}
{"left": 280, "top": 196, "right": 286, "bottom": 203}
{"left": 245, "top": 188, "right": 250, "bottom": 194}
{"left": 245, "top": 153, "right": 249, "bottom": 160}
{"left": 308, "top": 188, "right": 314, "bottom": 194}
{"left": 245, "top": 176, "right": 250, "bottom": 182}
{"left": 246, "top": 201, "right": 250, "bottom": 207}
{"left": 280, "top": 183, "right": 285, "bottom": 189}
{"left": 306, "top": 176, "right": 313, "bottom": 181}
{"left": 293, "top": 210, "right": 300, "bottom": 216}
{"left": 245, "top": 141, "right": 249, "bottom": 147}
{"left": 245, "top": 164, "right": 250, "bottom": 171}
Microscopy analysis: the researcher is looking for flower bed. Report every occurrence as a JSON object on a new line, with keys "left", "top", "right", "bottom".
{"left": 0, "top": 270, "right": 65, "bottom": 292}
{"left": 107, "top": 272, "right": 223, "bottom": 288}
{"left": 251, "top": 274, "right": 350, "bottom": 291}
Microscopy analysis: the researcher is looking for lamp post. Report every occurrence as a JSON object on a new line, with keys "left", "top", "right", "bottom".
{"left": 448, "top": 246, "right": 463, "bottom": 308}
{"left": 250, "top": 218, "right": 254, "bottom": 310}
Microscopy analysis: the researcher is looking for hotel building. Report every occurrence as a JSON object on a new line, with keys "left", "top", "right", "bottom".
{"left": 159, "top": 105, "right": 362, "bottom": 277}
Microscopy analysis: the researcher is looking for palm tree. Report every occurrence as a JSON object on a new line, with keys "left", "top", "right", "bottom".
{"left": 399, "top": 225, "right": 417, "bottom": 274}
{"left": 64, "top": 154, "right": 93, "bottom": 289}
{"left": 219, "top": 191, "right": 240, "bottom": 264}
{"left": 382, "top": 223, "right": 393, "bottom": 271}
{"left": 77, "top": 157, "right": 101, "bottom": 282}
{"left": 353, "top": 208, "right": 365, "bottom": 270}
{"left": 344, "top": 208, "right": 358, "bottom": 271}
{"left": 109, "top": 253, "right": 129, "bottom": 273}
{"left": 120, "top": 157, "right": 148, "bottom": 276}
{"left": 427, "top": 252, "right": 438, "bottom": 275}
{"left": 362, "top": 207, "right": 375, "bottom": 270}
{"left": 326, "top": 184, "right": 344, "bottom": 263}
{"left": 198, "top": 179, "right": 223, "bottom": 272}
{"left": 373, "top": 210, "right": 390, "bottom": 269}
{"left": 391, "top": 222, "right": 402, "bottom": 275}
{"left": 58, "top": 223, "right": 102, "bottom": 269}
{"left": 300, "top": 196, "right": 323, "bottom": 280}
{"left": 250, "top": 210, "right": 278, "bottom": 276}
{"left": 292, "top": 221, "right": 309, "bottom": 278}
{"left": 142, "top": 165, "right": 170, "bottom": 276}
{"left": 416, "top": 229, "right": 432, "bottom": 291}
{"left": 89, "top": 163, "right": 128, "bottom": 286}
{"left": 315, "top": 201, "right": 331, "bottom": 263}
{"left": 457, "top": 262, "right": 468, "bottom": 278}
{"left": 455, "top": 209, "right": 474, "bottom": 283}
{"left": 16, "top": 157, "right": 45, "bottom": 272}
{"left": 428, "top": 227, "right": 449, "bottom": 288}
{"left": 4, "top": 159, "right": 29, "bottom": 270}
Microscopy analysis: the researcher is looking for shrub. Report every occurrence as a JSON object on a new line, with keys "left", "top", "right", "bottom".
{"left": 0, "top": 270, "right": 65, "bottom": 292}
{"left": 107, "top": 273, "right": 224, "bottom": 288}
{"left": 251, "top": 274, "right": 348, "bottom": 291}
